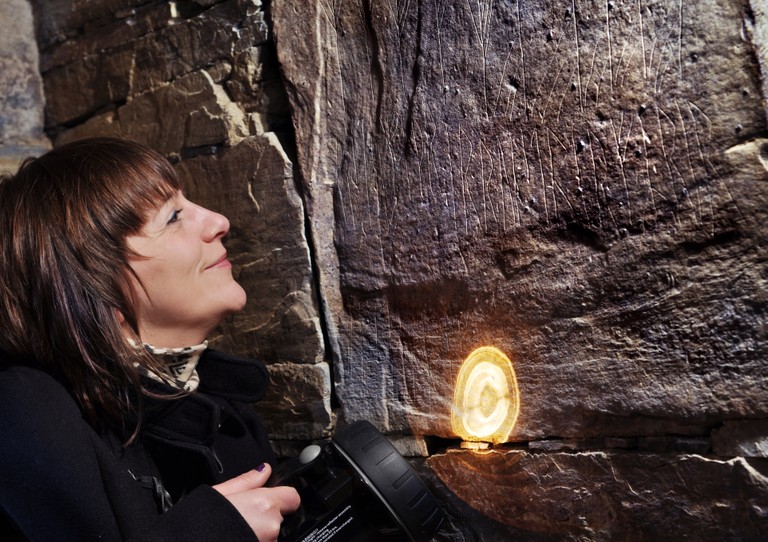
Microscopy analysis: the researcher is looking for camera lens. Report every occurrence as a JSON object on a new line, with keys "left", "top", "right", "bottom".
{"left": 276, "top": 421, "right": 444, "bottom": 542}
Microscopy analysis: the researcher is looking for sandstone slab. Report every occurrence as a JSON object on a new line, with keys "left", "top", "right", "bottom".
{"left": 713, "top": 419, "right": 768, "bottom": 457}
{"left": 39, "top": 0, "right": 268, "bottom": 127}
{"left": 32, "top": 0, "right": 154, "bottom": 52}
{"left": 55, "top": 69, "right": 248, "bottom": 156}
{"left": 273, "top": 0, "right": 768, "bottom": 442}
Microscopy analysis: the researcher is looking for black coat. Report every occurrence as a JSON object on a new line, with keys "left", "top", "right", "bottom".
{"left": 0, "top": 349, "right": 277, "bottom": 541}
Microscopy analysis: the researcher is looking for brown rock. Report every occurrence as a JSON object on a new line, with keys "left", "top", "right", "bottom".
{"left": 31, "top": 0, "right": 150, "bottom": 51}
{"left": 273, "top": 0, "right": 768, "bottom": 442}
{"left": 713, "top": 420, "right": 768, "bottom": 457}
{"left": 43, "top": 46, "right": 134, "bottom": 126}
{"left": 40, "top": 0, "right": 268, "bottom": 127}
{"left": 227, "top": 46, "right": 266, "bottom": 104}
{"left": 388, "top": 435, "right": 430, "bottom": 458}
{"left": 129, "top": 1, "right": 268, "bottom": 96}
{"left": 256, "top": 362, "right": 332, "bottom": 440}
{"left": 35, "top": 2, "right": 180, "bottom": 72}
{"left": 55, "top": 69, "right": 248, "bottom": 155}
{"left": 428, "top": 449, "right": 768, "bottom": 541}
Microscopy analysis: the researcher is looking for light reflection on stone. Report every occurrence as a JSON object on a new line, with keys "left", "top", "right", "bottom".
{"left": 451, "top": 346, "right": 520, "bottom": 444}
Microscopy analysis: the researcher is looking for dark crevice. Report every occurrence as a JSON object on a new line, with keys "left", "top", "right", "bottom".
{"left": 426, "top": 432, "right": 734, "bottom": 457}
{"left": 178, "top": 144, "right": 224, "bottom": 161}
{"left": 362, "top": 0, "right": 386, "bottom": 134}
{"left": 263, "top": 0, "right": 339, "bottom": 412}
{"left": 680, "top": 230, "right": 742, "bottom": 254}
{"left": 556, "top": 222, "right": 613, "bottom": 253}
{"left": 261, "top": 0, "right": 296, "bottom": 162}
{"left": 172, "top": 0, "right": 211, "bottom": 20}
{"left": 424, "top": 436, "right": 463, "bottom": 455}
{"left": 45, "top": 100, "right": 127, "bottom": 141}
{"left": 745, "top": 2, "right": 756, "bottom": 26}
{"left": 403, "top": 0, "right": 424, "bottom": 158}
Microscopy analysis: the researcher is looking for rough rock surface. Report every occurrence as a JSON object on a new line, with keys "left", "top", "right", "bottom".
{"left": 39, "top": 0, "right": 268, "bottom": 127}
{"left": 56, "top": 69, "right": 249, "bottom": 154}
{"left": 273, "top": 0, "right": 768, "bottom": 441}
{"left": 712, "top": 419, "right": 768, "bottom": 457}
{"left": 18, "top": 0, "right": 768, "bottom": 539}
{"left": 256, "top": 362, "right": 332, "bottom": 439}
{"left": 0, "top": 0, "right": 50, "bottom": 172}
{"left": 272, "top": 0, "right": 768, "bottom": 537}
{"left": 427, "top": 448, "right": 768, "bottom": 541}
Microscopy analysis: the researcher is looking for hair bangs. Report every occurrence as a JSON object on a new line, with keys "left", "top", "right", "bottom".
{"left": 63, "top": 139, "right": 182, "bottom": 237}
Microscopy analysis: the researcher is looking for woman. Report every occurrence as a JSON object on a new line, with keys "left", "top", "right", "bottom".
{"left": 0, "top": 138, "right": 300, "bottom": 541}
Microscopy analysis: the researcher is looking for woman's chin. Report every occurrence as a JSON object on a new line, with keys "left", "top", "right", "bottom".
{"left": 221, "top": 284, "right": 248, "bottom": 315}
{"left": 233, "top": 284, "right": 248, "bottom": 311}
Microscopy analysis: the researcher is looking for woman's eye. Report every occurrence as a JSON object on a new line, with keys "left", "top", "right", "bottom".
{"left": 166, "top": 209, "right": 182, "bottom": 225}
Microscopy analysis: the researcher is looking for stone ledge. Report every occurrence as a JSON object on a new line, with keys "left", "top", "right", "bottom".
{"left": 427, "top": 448, "right": 768, "bottom": 541}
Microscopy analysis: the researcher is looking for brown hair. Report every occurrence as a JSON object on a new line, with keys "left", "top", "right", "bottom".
{"left": 0, "top": 137, "right": 183, "bottom": 433}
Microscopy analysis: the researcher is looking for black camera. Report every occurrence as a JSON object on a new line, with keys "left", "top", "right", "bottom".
{"left": 269, "top": 420, "right": 445, "bottom": 542}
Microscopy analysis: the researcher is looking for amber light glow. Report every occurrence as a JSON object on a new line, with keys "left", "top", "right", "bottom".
{"left": 451, "top": 346, "right": 520, "bottom": 444}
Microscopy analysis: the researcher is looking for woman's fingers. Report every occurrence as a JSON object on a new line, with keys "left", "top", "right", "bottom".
{"left": 213, "top": 464, "right": 271, "bottom": 496}
{"left": 268, "top": 485, "right": 302, "bottom": 515}
{"left": 213, "top": 466, "right": 301, "bottom": 542}
{"left": 221, "top": 486, "right": 301, "bottom": 542}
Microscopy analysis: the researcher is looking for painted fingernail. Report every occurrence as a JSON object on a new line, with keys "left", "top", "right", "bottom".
{"left": 256, "top": 463, "right": 266, "bottom": 472}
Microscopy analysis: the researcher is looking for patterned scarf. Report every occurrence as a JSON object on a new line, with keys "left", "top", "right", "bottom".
{"left": 129, "top": 339, "right": 207, "bottom": 392}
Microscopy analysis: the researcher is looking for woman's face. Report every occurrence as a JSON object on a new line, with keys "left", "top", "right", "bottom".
{"left": 125, "top": 191, "right": 247, "bottom": 347}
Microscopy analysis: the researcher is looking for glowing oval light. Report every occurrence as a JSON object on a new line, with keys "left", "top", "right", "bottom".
{"left": 451, "top": 346, "right": 520, "bottom": 444}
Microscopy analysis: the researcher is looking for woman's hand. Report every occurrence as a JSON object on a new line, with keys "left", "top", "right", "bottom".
{"left": 213, "top": 464, "right": 301, "bottom": 542}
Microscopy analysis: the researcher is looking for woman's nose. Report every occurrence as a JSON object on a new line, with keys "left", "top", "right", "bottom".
{"left": 201, "top": 208, "right": 230, "bottom": 242}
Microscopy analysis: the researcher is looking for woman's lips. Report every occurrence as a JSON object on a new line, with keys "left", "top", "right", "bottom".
{"left": 206, "top": 253, "right": 231, "bottom": 269}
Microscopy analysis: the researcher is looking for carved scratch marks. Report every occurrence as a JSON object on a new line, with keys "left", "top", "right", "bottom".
{"left": 571, "top": 0, "right": 585, "bottom": 114}
{"left": 435, "top": 0, "right": 715, "bottom": 238}
{"left": 468, "top": 0, "right": 495, "bottom": 116}
{"left": 328, "top": 0, "right": 729, "bottom": 261}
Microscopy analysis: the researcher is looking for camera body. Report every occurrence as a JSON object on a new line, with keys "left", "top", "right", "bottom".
{"left": 269, "top": 420, "right": 444, "bottom": 542}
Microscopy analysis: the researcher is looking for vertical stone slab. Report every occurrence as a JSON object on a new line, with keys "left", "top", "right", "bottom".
{"left": 0, "top": 0, "right": 50, "bottom": 172}
{"left": 35, "top": 0, "right": 269, "bottom": 127}
{"left": 273, "top": 0, "right": 768, "bottom": 441}
{"left": 274, "top": 2, "right": 768, "bottom": 535}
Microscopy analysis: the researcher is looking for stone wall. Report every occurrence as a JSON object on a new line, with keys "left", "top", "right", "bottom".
{"left": 12, "top": 0, "right": 768, "bottom": 540}
{"left": 273, "top": 0, "right": 768, "bottom": 539}
{"left": 0, "top": 0, "right": 49, "bottom": 172}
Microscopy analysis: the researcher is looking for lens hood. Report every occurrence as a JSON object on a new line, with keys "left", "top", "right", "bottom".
{"left": 270, "top": 420, "right": 444, "bottom": 542}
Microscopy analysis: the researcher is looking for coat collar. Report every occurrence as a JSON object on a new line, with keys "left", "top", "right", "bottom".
{"left": 140, "top": 349, "right": 269, "bottom": 446}
{"left": 195, "top": 349, "right": 269, "bottom": 402}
